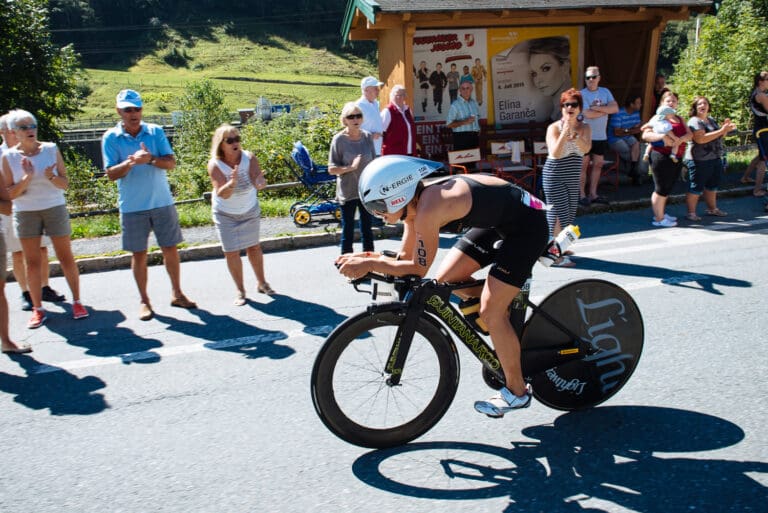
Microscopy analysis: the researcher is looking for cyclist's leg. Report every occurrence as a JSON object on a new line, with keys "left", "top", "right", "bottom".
{"left": 481, "top": 276, "right": 525, "bottom": 395}
{"left": 435, "top": 228, "right": 496, "bottom": 299}
{"left": 482, "top": 211, "right": 549, "bottom": 397}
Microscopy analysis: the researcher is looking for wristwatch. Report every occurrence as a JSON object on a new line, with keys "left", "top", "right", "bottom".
{"left": 149, "top": 157, "right": 157, "bottom": 166}
{"left": 381, "top": 250, "right": 399, "bottom": 260}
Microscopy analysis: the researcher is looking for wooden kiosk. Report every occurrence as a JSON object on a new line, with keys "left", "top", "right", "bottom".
{"left": 342, "top": 0, "right": 713, "bottom": 160}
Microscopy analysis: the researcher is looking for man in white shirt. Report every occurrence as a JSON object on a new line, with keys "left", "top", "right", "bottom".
{"left": 580, "top": 66, "right": 618, "bottom": 206}
{"left": 355, "top": 76, "right": 385, "bottom": 156}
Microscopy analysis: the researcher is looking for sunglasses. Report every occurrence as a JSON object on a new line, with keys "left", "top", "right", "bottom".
{"left": 346, "top": 113, "right": 363, "bottom": 120}
{"left": 562, "top": 102, "right": 579, "bottom": 109}
{"left": 16, "top": 124, "right": 38, "bottom": 130}
{"left": 224, "top": 135, "right": 241, "bottom": 144}
{"left": 122, "top": 107, "right": 142, "bottom": 113}
{"left": 585, "top": 75, "right": 600, "bottom": 80}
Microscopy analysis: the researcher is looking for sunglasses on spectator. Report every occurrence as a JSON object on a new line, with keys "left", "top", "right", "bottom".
{"left": 16, "top": 124, "right": 38, "bottom": 130}
{"left": 562, "top": 102, "right": 579, "bottom": 108}
{"left": 224, "top": 136, "right": 241, "bottom": 144}
{"left": 122, "top": 107, "right": 142, "bottom": 113}
{"left": 585, "top": 75, "right": 600, "bottom": 80}
{"left": 346, "top": 113, "right": 363, "bottom": 120}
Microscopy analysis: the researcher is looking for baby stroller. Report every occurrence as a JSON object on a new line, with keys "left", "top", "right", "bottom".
{"left": 286, "top": 141, "right": 341, "bottom": 226}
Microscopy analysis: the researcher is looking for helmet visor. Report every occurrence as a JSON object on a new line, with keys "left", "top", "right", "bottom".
{"left": 362, "top": 198, "right": 388, "bottom": 216}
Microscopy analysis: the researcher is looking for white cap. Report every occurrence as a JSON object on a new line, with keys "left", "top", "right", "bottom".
{"left": 361, "top": 76, "right": 384, "bottom": 91}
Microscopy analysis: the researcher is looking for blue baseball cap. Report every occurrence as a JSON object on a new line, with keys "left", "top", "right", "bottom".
{"left": 116, "top": 89, "right": 143, "bottom": 109}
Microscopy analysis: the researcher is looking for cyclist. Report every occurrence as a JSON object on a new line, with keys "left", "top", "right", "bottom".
{"left": 335, "top": 155, "right": 550, "bottom": 417}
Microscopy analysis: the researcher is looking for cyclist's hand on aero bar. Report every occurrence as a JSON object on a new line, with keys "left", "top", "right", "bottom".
{"left": 335, "top": 253, "right": 373, "bottom": 281}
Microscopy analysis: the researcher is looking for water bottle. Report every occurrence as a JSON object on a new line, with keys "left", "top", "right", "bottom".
{"left": 459, "top": 297, "right": 489, "bottom": 335}
{"left": 539, "top": 225, "right": 581, "bottom": 267}
{"left": 509, "top": 277, "right": 531, "bottom": 339}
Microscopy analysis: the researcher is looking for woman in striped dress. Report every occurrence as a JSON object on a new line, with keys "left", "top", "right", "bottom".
{"left": 541, "top": 89, "right": 592, "bottom": 267}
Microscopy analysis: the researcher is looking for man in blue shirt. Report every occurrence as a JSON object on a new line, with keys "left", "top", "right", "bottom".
{"left": 608, "top": 94, "right": 644, "bottom": 185}
{"left": 101, "top": 89, "right": 196, "bottom": 321}
{"left": 446, "top": 79, "right": 481, "bottom": 150}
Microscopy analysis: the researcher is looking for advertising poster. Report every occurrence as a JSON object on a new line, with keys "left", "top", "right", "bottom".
{"left": 412, "top": 29, "right": 488, "bottom": 159}
{"left": 488, "top": 26, "right": 584, "bottom": 124}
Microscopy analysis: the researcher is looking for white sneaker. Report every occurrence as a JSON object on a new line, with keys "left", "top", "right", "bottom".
{"left": 474, "top": 385, "right": 532, "bottom": 418}
{"left": 652, "top": 217, "right": 677, "bottom": 228}
{"left": 650, "top": 214, "right": 677, "bottom": 222}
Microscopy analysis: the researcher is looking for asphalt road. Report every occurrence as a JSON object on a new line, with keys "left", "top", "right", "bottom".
{"left": 1, "top": 194, "right": 766, "bottom": 512}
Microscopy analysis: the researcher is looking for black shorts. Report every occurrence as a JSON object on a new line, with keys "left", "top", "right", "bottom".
{"left": 454, "top": 210, "right": 549, "bottom": 288}
{"left": 587, "top": 139, "right": 609, "bottom": 157}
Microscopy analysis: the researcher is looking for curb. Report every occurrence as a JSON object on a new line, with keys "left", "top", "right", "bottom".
{"left": 47, "top": 184, "right": 761, "bottom": 277}
{"left": 49, "top": 224, "right": 405, "bottom": 277}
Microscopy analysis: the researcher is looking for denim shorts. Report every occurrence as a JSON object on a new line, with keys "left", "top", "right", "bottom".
{"left": 121, "top": 205, "right": 183, "bottom": 252}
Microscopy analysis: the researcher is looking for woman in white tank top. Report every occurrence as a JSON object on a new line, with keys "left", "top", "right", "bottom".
{"left": 1, "top": 110, "right": 88, "bottom": 328}
{"left": 207, "top": 124, "right": 273, "bottom": 305}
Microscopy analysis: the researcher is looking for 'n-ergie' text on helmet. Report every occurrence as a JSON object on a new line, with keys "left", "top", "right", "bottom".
{"left": 358, "top": 155, "right": 443, "bottom": 215}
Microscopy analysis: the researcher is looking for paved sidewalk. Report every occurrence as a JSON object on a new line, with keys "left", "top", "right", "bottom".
{"left": 62, "top": 169, "right": 762, "bottom": 276}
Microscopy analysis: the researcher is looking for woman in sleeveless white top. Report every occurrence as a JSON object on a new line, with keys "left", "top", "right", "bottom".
{"left": 541, "top": 90, "right": 592, "bottom": 266}
{"left": 207, "top": 124, "right": 273, "bottom": 305}
{"left": 1, "top": 110, "right": 88, "bottom": 327}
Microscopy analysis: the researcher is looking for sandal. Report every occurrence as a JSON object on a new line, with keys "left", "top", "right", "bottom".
{"left": 257, "top": 283, "right": 275, "bottom": 295}
{"left": 170, "top": 295, "right": 197, "bottom": 309}
{"left": 740, "top": 177, "right": 756, "bottom": 184}
{"left": 753, "top": 189, "right": 766, "bottom": 197}
{"left": 705, "top": 208, "right": 728, "bottom": 217}
{"left": 685, "top": 213, "right": 702, "bottom": 221}
{"left": 2, "top": 342, "right": 32, "bottom": 354}
{"left": 234, "top": 293, "right": 247, "bottom": 306}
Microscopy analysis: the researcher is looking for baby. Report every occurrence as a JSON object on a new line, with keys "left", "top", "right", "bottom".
{"left": 643, "top": 106, "right": 682, "bottom": 163}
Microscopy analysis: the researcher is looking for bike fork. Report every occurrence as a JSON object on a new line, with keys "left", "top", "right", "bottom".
{"left": 384, "top": 292, "right": 428, "bottom": 386}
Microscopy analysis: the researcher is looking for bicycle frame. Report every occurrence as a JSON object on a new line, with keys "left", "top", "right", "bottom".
{"left": 367, "top": 277, "right": 598, "bottom": 387}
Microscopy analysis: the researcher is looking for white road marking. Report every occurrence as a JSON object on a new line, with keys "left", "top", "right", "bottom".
{"left": 21, "top": 219, "right": 768, "bottom": 375}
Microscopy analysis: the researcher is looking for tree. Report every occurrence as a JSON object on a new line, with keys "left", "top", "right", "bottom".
{"left": 672, "top": 0, "right": 768, "bottom": 130}
{"left": 0, "top": 0, "right": 86, "bottom": 139}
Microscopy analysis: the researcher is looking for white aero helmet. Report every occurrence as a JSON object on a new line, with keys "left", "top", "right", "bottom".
{"left": 358, "top": 155, "right": 444, "bottom": 215}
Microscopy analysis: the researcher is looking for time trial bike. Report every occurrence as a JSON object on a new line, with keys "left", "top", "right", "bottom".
{"left": 311, "top": 273, "right": 644, "bottom": 449}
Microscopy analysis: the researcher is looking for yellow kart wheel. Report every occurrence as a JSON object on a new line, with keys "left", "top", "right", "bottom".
{"left": 293, "top": 208, "right": 312, "bottom": 226}
{"left": 334, "top": 208, "right": 342, "bottom": 221}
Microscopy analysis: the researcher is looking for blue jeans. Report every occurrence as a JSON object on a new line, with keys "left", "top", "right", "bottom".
{"left": 340, "top": 199, "right": 374, "bottom": 254}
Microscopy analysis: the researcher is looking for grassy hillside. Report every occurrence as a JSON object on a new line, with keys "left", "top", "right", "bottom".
{"left": 77, "top": 26, "right": 376, "bottom": 122}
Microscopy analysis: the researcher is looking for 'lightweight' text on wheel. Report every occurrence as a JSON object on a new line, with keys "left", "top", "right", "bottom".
{"left": 311, "top": 308, "right": 460, "bottom": 449}
{"left": 522, "top": 279, "right": 644, "bottom": 411}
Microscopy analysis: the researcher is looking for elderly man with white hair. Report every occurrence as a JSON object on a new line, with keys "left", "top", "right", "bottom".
{"left": 355, "top": 76, "right": 385, "bottom": 156}
{"left": 380, "top": 85, "right": 417, "bottom": 156}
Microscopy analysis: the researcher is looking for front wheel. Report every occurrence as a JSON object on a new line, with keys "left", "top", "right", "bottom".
{"left": 311, "top": 308, "right": 460, "bottom": 449}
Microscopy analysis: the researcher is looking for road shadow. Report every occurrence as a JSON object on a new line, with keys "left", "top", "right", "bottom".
{"left": 572, "top": 257, "right": 751, "bottom": 295}
{"left": 153, "top": 309, "right": 294, "bottom": 360}
{"left": 0, "top": 354, "right": 108, "bottom": 415}
{"left": 44, "top": 309, "right": 164, "bottom": 364}
{"left": 352, "top": 406, "right": 766, "bottom": 511}
{"left": 251, "top": 293, "right": 348, "bottom": 337}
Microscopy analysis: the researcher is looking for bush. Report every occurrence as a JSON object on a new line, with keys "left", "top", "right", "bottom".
{"left": 240, "top": 103, "right": 341, "bottom": 197}
{"left": 63, "top": 147, "right": 118, "bottom": 213}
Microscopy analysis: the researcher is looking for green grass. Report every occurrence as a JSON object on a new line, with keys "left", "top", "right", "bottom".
{"left": 76, "top": 27, "right": 375, "bottom": 122}
{"left": 69, "top": 197, "right": 298, "bottom": 239}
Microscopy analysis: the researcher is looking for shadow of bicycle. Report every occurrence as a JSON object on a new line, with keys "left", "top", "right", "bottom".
{"left": 352, "top": 406, "right": 766, "bottom": 511}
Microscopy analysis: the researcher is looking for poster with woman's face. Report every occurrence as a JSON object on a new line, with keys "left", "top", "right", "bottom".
{"left": 488, "top": 27, "right": 583, "bottom": 124}
{"left": 412, "top": 29, "right": 488, "bottom": 123}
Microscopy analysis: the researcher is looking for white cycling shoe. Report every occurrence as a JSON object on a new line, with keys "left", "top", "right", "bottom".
{"left": 474, "top": 384, "right": 532, "bottom": 418}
